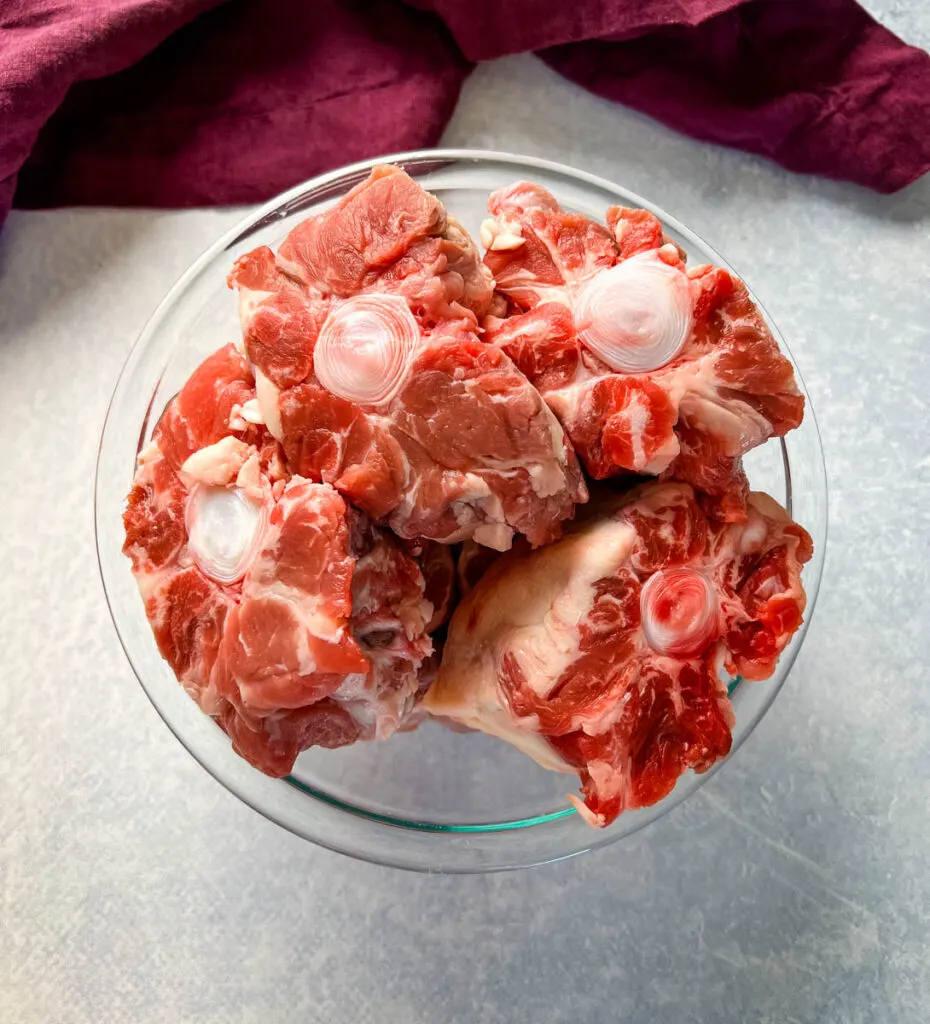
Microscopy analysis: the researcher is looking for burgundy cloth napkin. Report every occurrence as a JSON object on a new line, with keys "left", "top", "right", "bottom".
{"left": 2, "top": 0, "right": 928, "bottom": 232}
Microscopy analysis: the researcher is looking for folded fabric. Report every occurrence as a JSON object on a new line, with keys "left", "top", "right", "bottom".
{"left": 2, "top": 0, "right": 928, "bottom": 232}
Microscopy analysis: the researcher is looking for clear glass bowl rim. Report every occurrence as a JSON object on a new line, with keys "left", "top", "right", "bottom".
{"left": 95, "top": 148, "right": 828, "bottom": 872}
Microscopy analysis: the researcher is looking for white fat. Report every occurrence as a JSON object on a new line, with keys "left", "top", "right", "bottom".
{"left": 510, "top": 519, "right": 635, "bottom": 698}
{"left": 425, "top": 511, "right": 648, "bottom": 793}
{"left": 235, "top": 453, "right": 264, "bottom": 500}
{"left": 228, "top": 404, "right": 247, "bottom": 432}
{"left": 469, "top": 708, "right": 573, "bottom": 774}
{"left": 291, "top": 616, "right": 350, "bottom": 676}
{"left": 239, "top": 398, "right": 264, "bottom": 425}
{"left": 568, "top": 759, "right": 632, "bottom": 829}
{"left": 480, "top": 216, "right": 525, "bottom": 252}
{"left": 331, "top": 672, "right": 370, "bottom": 703}
{"left": 346, "top": 657, "right": 420, "bottom": 740}
{"left": 255, "top": 580, "right": 346, "bottom": 645}
{"left": 528, "top": 460, "right": 567, "bottom": 499}
{"left": 738, "top": 510, "right": 770, "bottom": 554}
{"left": 568, "top": 794, "right": 607, "bottom": 828}
{"left": 186, "top": 485, "right": 265, "bottom": 585}
{"left": 449, "top": 502, "right": 474, "bottom": 530}
{"left": 434, "top": 516, "right": 637, "bottom": 717}
{"left": 137, "top": 440, "right": 162, "bottom": 466}
{"left": 660, "top": 352, "right": 716, "bottom": 406}
{"left": 621, "top": 389, "right": 680, "bottom": 475}
{"left": 545, "top": 382, "right": 587, "bottom": 429}
{"left": 627, "top": 391, "right": 648, "bottom": 469}
{"left": 478, "top": 489, "right": 506, "bottom": 524}
{"left": 545, "top": 403, "right": 571, "bottom": 461}
{"left": 180, "top": 436, "right": 253, "bottom": 487}
{"left": 426, "top": 681, "right": 573, "bottom": 774}
{"left": 649, "top": 432, "right": 682, "bottom": 474}
{"left": 440, "top": 475, "right": 515, "bottom": 550}
{"left": 418, "top": 597, "right": 437, "bottom": 637}
{"left": 550, "top": 377, "right": 681, "bottom": 475}
{"left": 473, "top": 523, "right": 514, "bottom": 551}
{"left": 455, "top": 473, "right": 492, "bottom": 501}
{"left": 254, "top": 368, "right": 283, "bottom": 440}
{"left": 237, "top": 287, "right": 275, "bottom": 339}
{"left": 660, "top": 352, "right": 773, "bottom": 454}
{"left": 677, "top": 389, "right": 770, "bottom": 454}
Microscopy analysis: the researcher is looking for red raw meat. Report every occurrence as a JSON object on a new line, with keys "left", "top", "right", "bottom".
{"left": 482, "top": 182, "right": 804, "bottom": 518}
{"left": 229, "top": 167, "right": 587, "bottom": 550}
{"left": 123, "top": 347, "right": 439, "bottom": 776}
{"left": 123, "top": 453, "right": 234, "bottom": 710}
{"left": 220, "top": 477, "right": 370, "bottom": 713}
{"left": 154, "top": 344, "right": 259, "bottom": 472}
{"left": 425, "top": 481, "right": 812, "bottom": 827}
{"left": 277, "top": 164, "right": 494, "bottom": 324}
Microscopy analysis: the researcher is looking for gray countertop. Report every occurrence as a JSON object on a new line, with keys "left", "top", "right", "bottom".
{"left": 2, "top": 5, "right": 929, "bottom": 1020}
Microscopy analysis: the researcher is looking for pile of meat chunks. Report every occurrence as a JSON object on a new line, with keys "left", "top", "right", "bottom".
{"left": 124, "top": 167, "right": 811, "bottom": 826}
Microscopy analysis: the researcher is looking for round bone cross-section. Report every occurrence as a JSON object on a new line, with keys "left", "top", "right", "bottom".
{"left": 314, "top": 295, "right": 419, "bottom": 406}
{"left": 640, "top": 567, "right": 718, "bottom": 658}
{"left": 575, "top": 252, "right": 692, "bottom": 373}
{"left": 229, "top": 167, "right": 587, "bottom": 548}
{"left": 186, "top": 484, "right": 266, "bottom": 585}
{"left": 482, "top": 182, "right": 805, "bottom": 516}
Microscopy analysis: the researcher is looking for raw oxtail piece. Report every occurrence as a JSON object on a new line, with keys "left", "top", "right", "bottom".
{"left": 482, "top": 182, "right": 804, "bottom": 519}
{"left": 229, "top": 166, "right": 587, "bottom": 551}
{"left": 123, "top": 347, "right": 438, "bottom": 776}
{"left": 425, "top": 481, "right": 812, "bottom": 827}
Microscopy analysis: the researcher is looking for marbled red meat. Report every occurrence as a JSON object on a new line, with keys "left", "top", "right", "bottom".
{"left": 482, "top": 182, "right": 804, "bottom": 518}
{"left": 221, "top": 477, "right": 369, "bottom": 712}
{"left": 123, "top": 452, "right": 234, "bottom": 710}
{"left": 229, "top": 167, "right": 586, "bottom": 550}
{"left": 123, "top": 347, "right": 438, "bottom": 776}
{"left": 425, "top": 481, "right": 812, "bottom": 827}
{"left": 277, "top": 165, "right": 494, "bottom": 324}
{"left": 153, "top": 344, "right": 259, "bottom": 472}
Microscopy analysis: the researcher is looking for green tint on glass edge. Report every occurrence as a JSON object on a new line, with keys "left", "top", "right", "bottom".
{"left": 284, "top": 676, "right": 743, "bottom": 833}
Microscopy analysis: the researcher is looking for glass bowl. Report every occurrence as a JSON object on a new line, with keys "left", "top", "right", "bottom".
{"left": 96, "top": 150, "right": 828, "bottom": 872}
